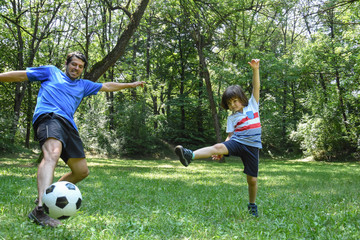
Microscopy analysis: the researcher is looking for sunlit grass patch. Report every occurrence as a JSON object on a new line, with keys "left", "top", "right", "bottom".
{"left": 0, "top": 156, "right": 359, "bottom": 239}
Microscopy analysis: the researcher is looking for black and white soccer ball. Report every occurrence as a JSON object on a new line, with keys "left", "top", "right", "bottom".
{"left": 42, "top": 181, "right": 82, "bottom": 220}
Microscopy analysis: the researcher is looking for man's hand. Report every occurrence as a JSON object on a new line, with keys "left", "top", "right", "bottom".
{"left": 132, "top": 81, "right": 145, "bottom": 88}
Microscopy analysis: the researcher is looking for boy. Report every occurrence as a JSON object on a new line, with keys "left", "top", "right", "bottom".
{"left": 175, "top": 59, "right": 261, "bottom": 217}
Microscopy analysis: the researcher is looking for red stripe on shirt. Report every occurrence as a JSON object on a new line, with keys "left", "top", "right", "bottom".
{"left": 234, "top": 112, "right": 259, "bottom": 128}
{"left": 235, "top": 122, "right": 261, "bottom": 132}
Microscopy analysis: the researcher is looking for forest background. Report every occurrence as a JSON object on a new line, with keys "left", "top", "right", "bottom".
{"left": 0, "top": 0, "right": 359, "bottom": 162}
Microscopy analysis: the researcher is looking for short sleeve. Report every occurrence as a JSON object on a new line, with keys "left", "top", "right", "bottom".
{"left": 248, "top": 94, "right": 259, "bottom": 111}
{"left": 226, "top": 115, "right": 235, "bottom": 133}
{"left": 82, "top": 79, "right": 103, "bottom": 97}
{"left": 26, "top": 65, "right": 55, "bottom": 82}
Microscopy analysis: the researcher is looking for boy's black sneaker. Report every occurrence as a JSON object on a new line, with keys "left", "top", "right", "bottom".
{"left": 28, "top": 206, "right": 62, "bottom": 227}
{"left": 248, "top": 203, "right": 258, "bottom": 217}
{"left": 175, "top": 145, "right": 193, "bottom": 167}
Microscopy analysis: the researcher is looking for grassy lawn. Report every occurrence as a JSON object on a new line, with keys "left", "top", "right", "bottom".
{"left": 0, "top": 156, "right": 359, "bottom": 239}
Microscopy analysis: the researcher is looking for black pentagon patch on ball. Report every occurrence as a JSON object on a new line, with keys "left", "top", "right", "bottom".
{"left": 58, "top": 215, "right": 70, "bottom": 220}
{"left": 43, "top": 203, "right": 50, "bottom": 214}
{"left": 56, "top": 196, "right": 69, "bottom": 209}
{"left": 46, "top": 185, "right": 56, "bottom": 194}
{"left": 76, "top": 198, "right": 82, "bottom": 209}
{"left": 65, "top": 182, "right": 76, "bottom": 190}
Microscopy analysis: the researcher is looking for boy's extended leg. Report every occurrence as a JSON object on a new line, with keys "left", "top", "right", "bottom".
{"left": 193, "top": 143, "right": 228, "bottom": 159}
{"left": 175, "top": 143, "right": 228, "bottom": 167}
{"left": 175, "top": 145, "right": 193, "bottom": 167}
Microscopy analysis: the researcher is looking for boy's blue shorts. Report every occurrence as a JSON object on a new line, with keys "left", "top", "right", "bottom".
{"left": 223, "top": 140, "right": 259, "bottom": 177}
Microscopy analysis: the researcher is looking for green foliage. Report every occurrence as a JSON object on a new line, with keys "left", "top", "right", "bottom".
{"left": 75, "top": 92, "right": 172, "bottom": 158}
{"left": 113, "top": 98, "right": 167, "bottom": 157}
{"left": 161, "top": 94, "right": 219, "bottom": 150}
{"left": 75, "top": 94, "right": 117, "bottom": 156}
{"left": 0, "top": 111, "right": 13, "bottom": 153}
{"left": 1, "top": 0, "right": 360, "bottom": 161}
{"left": 291, "top": 114, "right": 357, "bottom": 161}
{"left": 1, "top": 157, "right": 360, "bottom": 239}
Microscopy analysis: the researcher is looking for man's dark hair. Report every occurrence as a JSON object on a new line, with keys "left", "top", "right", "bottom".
{"left": 220, "top": 85, "right": 249, "bottom": 110}
{"left": 66, "top": 52, "right": 88, "bottom": 68}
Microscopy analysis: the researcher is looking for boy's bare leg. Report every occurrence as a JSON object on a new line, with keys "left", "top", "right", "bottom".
{"left": 193, "top": 143, "right": 229, "bottom": 159}
{"left": 247, "top": 175, "right": 257, "bottom": 203}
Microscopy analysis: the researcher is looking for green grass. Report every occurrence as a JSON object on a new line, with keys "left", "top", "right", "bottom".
{"left": 0, "top": 156, "right": 359, "bottom": 239}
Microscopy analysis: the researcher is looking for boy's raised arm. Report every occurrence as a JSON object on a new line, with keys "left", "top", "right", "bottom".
{"left": 0, "top": 71, "right": 28, "bottom": 82}
{"left": 248, "top": 59, "right": 260, "bottom": 103}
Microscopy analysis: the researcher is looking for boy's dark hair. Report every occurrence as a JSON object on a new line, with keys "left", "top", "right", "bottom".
{"left": 66, "top": 52, "right": 88, "bottom": 68}
{"left": 221, "top": 85, "right": 248, "bottom": 110}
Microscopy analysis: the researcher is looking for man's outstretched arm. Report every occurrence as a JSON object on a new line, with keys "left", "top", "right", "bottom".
{"left": 99, "top": 81, "right": 145, "bottom": 92}
{"left": 0, "top": 71, "right": 28, "bottom": 82}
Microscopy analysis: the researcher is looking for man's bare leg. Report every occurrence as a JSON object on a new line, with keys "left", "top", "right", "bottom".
{"left": 58, "top": 158, "right": 89, "bottom": 184}
{"left": 28, "top": 138, "right": 62, "bottom": 227}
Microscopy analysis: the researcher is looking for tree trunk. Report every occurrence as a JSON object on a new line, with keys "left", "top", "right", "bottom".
{"left": 196, "top": 35, "right": 221, "bottom": 143}
{"left": 335, "top": 69, "right": 349, "bottom": 133}
{"left": 13, "top": 82, "right": 27, "bottom": 143}
{"left": 197, "top": 72, "right": 204, "bottom": 134}
{"left": 25, "top": 82, "right": 32, "bottom": 148}
{"left": 85, "top": 0, "right": 150, "bottom": 82}
{"left": 328, "top": 8, "right": 350, "bottom": 135}
{"left": 105, "top": 69, "right": 115, "bottom": 130}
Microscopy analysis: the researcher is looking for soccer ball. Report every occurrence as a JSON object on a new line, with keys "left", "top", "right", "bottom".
{"left": 42, "top": 181, "right": 82, "bottom": 220}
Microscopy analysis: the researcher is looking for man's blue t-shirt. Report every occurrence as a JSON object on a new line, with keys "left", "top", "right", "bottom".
{"left": 27, "top": 65, "right": 103, "bottom": 131}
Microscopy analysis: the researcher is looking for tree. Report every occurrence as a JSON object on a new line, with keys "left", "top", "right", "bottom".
{"left": 1, "top": 0, "right": 63, "bottom": 145}
{"left": 84, "top": 0, "right": 150, "bottom": 82}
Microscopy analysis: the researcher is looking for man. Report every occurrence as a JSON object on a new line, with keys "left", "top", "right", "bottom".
{"left": 0, "top": 52, "right": 145, "bottom": 227}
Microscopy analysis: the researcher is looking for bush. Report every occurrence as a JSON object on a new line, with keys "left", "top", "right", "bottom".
{"left": 0, "top": 112, "right": 16, "bottom": 154}
{"left": 75, "top": 94, "right": 175, "bottom": 159}
{"left": 290, "top": 114, "right": 357, "bottom": 161}
{"left": 114, "top": 100, "right": 174, "bottom": 158}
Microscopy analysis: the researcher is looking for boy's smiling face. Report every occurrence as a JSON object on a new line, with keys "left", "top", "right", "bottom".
{"left": 227, "top": 97, "right": 244, "bottom": 112}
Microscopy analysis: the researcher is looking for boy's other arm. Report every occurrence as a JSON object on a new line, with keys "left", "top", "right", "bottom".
{"left": 248, "top": 59, "right": 260, "bottom": 103}
{"left": 99, "top": 81, "right": 145, "bottom": 92}
{"left": 212, "top": 132, "right": 233, "bottom": 160}
{"left": 0, "top": 71, "right": 28, "bottom": 82}
{"left": 225, "top": 132, "right": 233, "bottom": 141}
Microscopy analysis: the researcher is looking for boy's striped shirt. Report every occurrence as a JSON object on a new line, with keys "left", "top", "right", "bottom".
{"left": 226, "top": 94, "right": 262, "bottom": 149}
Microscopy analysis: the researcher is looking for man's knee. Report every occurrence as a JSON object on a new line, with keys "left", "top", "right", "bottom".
{"left": 73, "top": 166, "right": 89, "bottom": 181}
{"left": 68, "top": 158, "right": 89, "bottom": 181}
{"left": 42, "top": 138, "right": 62, "bottom": 160}
{"left": 80, "top": 168, "right": 90, "bottom": 179}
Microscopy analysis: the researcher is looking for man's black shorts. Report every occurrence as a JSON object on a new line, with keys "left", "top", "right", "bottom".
{"left": 33, "top": 113, "right": 85, "bottom": 163}
{"left": 223, "top": 140, "right": 259, "bottom": 177}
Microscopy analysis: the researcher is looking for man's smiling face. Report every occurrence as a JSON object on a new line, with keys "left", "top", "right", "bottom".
{"left": 65, "top": 56, "right": 85, "bottom": 80}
